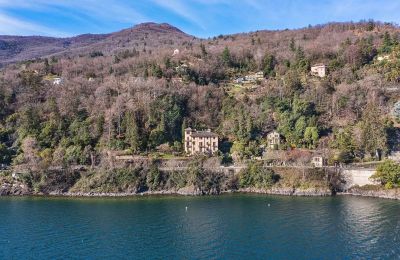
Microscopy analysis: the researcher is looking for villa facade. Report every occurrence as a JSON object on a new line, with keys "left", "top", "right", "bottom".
{"left": 267, "top": 130, "right": 281, "bottom": 150}
{"left": 184, "top": 128, "right": 219, "bottom": 155}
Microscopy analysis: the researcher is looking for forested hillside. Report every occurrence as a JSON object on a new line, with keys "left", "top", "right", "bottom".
{"left": 1, "top": 21, "right": 400, "bottom": 173}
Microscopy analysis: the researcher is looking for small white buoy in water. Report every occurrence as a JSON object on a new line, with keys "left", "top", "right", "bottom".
{"left": 268, "top": 204, "right": 270, "bottom": 207}
{"left": 185, "top": 206, "right": 188, "bottom": 211}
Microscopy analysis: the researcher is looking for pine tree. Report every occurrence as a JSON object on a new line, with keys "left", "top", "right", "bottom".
{"left": 289, "top": 38, "right": 296, "bottom": 52}
{"left": 181, "top": 118, "right": 187, "bottom": 143}
{"left": 125, "top": 111, "right": 140, "bottom": 153}
{"left": 222, "top": 46, "right": 232, "bottom": 66}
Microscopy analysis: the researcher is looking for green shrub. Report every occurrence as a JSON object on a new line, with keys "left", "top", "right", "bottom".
{"left": 371, "top": 160, "right": 400, "bottom": 187}
{"left": 238, "top": 161, "right": 277, "bottom": 189}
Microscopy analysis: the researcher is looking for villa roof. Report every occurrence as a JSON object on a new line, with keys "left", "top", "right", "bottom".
{"left": 312, "top": 63, "right": 326, "bottom": 67}
{"left": 191, "top": 131, "right": 218, "bottom": 138}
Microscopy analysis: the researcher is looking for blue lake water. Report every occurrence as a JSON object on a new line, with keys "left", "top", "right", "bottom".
{"left": 0, "top": 194, "right": 399, "bottom": 259}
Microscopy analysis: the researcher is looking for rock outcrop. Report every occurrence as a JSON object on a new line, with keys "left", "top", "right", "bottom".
{"left": 0, "top": 181, "right": 31, "bottom": 196}
{"left": 345, "top": 186, "right": 400, "bottom": 200}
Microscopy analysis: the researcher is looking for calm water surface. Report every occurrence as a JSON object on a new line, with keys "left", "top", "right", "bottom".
{"left": 0, "top": 194, "right": 399, "bottom": 259}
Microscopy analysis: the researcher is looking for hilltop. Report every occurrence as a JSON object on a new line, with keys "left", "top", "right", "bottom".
{"left": 0, "top": 22, "right": 193, "bottom": 67}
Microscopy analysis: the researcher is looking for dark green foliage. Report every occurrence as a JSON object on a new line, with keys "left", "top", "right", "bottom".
{"left": 293, "top": 47, "right": 310, "bottom": 72}
{"left": 146, "top": 163, "right": 161, "bottom": 190}
{"left": 221, "top": 46, "right": 232, "bottom": 66}
{"left": 148, "top": 94, "right": 187, "bottom": 148}
{"left": 262, "top": 52, "right": 276, "bottom": 77}
{"left": 330, "top": 127, "right": 356, "bottom": 163}
{"left": 124, "top": 110, "right": 143, "bottom": 152}
{"left": 17, "top": 106, "right": 41, "bottom": 139}
{"left": 284, "top": 71, "right": 303, "bottom": 93}
{"left": 151, "top": 64, "right": 163, "bottom": 78}
{"left": 276, "top": 97, "right": 318, "bottom": 147}
{"left": 186, "top": 158, "right": 226, "bottom": 194}
{"left": 289, "top": 38, "right": 296, "bottom": 52}
{"left": 239, "top": 161, "right": 277, "bottom": 189}
{"left": 0, "top": 142, "right": 12, "bottom": 164}
{"left": 73, "top": 168, "right": 146, "bottom": 193}
{"left": 371, "top": 160, "right": 400, "bottom": 188}
{"left": 360, "top": 105, "right": 388, "bottom": 157}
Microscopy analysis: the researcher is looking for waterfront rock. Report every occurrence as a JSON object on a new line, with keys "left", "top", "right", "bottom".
{"left": 177, "top": 185, "right": 203, "bottom": 196}
{"left": 345, "top": 186, "right": 400, "bottom": 200}
{"left": 0, "top": 181, "right": 31, "bottom": 196}
{"left": 293, "top": 187, "right": 332, "bottom": 196}
{"left": 237, "top": 187, "right": 332, "bottom": 196}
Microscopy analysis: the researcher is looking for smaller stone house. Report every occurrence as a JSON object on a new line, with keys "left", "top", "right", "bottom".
{"left": 311, "top": 64, "right": 327, "bottom": 78}
{"left": 184, "top": 128, "right": 219, "bottom": 155}
{"left": 267, "top": 131, "right": 281, "bottom": 150}
{"left": 311, "top": 156, "right": 327, "bottom": 167}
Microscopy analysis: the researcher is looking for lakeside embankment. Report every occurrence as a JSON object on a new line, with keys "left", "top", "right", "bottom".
{"left": 0, "top": 180, "right": 332, "bottom": 197}
{"left": 1, "top": 179, "right": 399, "bottom": 200}
{"left": 2, "top": 177, "right": 399, "bottom": 200}
{"left": 1, "top": 157, "right": 398, "bottom": 199}
{"left": 340, "top": 186, "right": 400, "bottom": 200}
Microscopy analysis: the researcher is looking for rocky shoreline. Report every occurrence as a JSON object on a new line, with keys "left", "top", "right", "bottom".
{"left": 2, "top": 178, "right": 399, "bottom": 200}
{"left": 1, "top": 181, "right": 333, "bottom": 197}
{"left": 235, "top": 187, "right": 333, "bottom": 196}
{"left": 340, "top": 187, "right": 400, "bottom": 200}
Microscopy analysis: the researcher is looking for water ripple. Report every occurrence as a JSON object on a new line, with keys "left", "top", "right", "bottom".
{"left": 0, "top": 195, "right": 399, "bottom": 259}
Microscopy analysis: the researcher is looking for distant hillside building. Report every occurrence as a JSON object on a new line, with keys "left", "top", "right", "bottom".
{"left": 184, "top": 128, "right": 218, "bottom": 155}
{"left": 311, "top": 64, "right": 327, "bottom": 78}
{"left": 311, "top": 156, "right": 327, "bottom": 167}
{"left": 172, "top": 49, "right": 180, "bottom": 56}
{"left": 377, "top": 55, "right": 390, "bottom": 61}
{"left": 52, "top": 77, "right": 63, "bottom": 85}
{"left": 234, "top": 71, "right": 264, "bottom": 84}
{"left": 267, "top": 130, "right": 281, "bottom": 150}
{"left": 245, "top": 71, "right": 264, "bottom": 82}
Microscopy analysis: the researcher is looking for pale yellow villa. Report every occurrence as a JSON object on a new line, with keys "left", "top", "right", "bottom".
{"left": 184, "top": 128, "right": 219, "bottom": 155}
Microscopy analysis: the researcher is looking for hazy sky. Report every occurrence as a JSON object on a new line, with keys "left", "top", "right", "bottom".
{"left": 1, "top": 0, "right": 400, "bottom": 37}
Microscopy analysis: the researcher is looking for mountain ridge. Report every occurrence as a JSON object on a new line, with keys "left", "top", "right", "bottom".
{"left": 0, "top": 21, "right": 399, "bottom": 67}
{"left": 0, "top": 22, "right": 192, "bottom": 67}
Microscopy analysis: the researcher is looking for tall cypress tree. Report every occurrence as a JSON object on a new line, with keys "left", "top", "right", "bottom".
{"left": 125, "top": 111, "right": 140, "bottom": 153}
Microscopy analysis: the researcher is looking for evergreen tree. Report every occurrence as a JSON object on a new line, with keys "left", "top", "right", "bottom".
{"left": 360, "top": 105, "right": 387, "bottom": 158}
{"left": 125, "top": 111, "right": 141, "bottom": 153}
{"left": 221, "top": 46, "right": 232, "bottom": 66}
{"left": 181, "top": 118, "right": 187, "bottom": 144}
{"left": 304, "top": 127, "right": 319, "bottom": 149}
{"left": 289, "top": 38, "right": 296, "bottom": 52}
{"left": 262, "top": 52, "right": 276, "bottom": 77}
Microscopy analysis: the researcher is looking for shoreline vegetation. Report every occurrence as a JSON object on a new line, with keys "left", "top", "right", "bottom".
{"left": 1, "top": 158, "right": 399, "bottom": 200}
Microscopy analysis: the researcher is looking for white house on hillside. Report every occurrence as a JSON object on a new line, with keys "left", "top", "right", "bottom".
{"left": 52, "top": 77, "right": 63, "bottom": 85}
{"left": 311, "top": 64, "right": 327, "bottom": 78}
